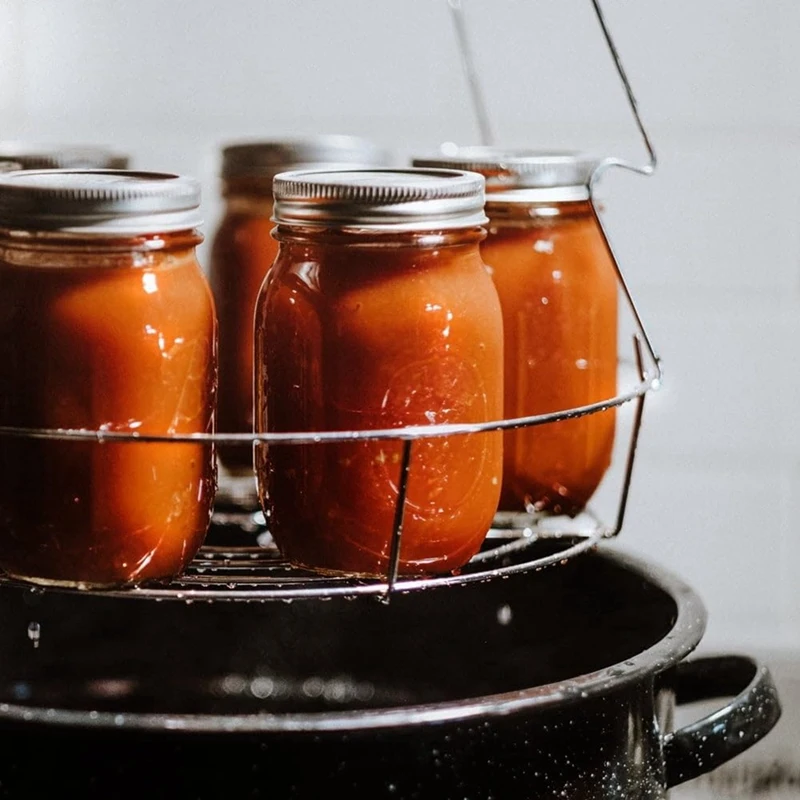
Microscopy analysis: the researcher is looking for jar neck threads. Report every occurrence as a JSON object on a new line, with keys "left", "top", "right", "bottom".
{"left": 0, "top": 229, "right": 202, "bottom": 269}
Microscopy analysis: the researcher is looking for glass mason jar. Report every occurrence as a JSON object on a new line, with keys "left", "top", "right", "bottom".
{"left": 209, "top": 136, "right": 387, "bottom": 480}
{"left": 0, "top": 169, "right": 217, "bottom": 588}
{"left": 255, "top": 168, "right": 504, "bottom": 577}
{"left": 414, "top": 150, "right": 618, "bottom": 517}
{"left": 0, "top": 141, "right": 129, "bottom": 170}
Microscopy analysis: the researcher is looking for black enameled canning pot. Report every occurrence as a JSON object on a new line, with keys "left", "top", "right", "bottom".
{"left": 0, "top": 545, "right": 781, "bottom": 799}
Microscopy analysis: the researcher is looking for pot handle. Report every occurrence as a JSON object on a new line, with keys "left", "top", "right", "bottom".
{"left": 663, "top": 655, "right": 781, "bottom": 787}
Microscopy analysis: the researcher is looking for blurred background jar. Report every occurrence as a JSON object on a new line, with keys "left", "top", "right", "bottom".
{"left": 0, "top": 169, "right": 217, "bottom": 588}
{"left": 0, "top": 141, "right": 129, "bottom": 170}
{"left": 414, "top": 149, "right": 617, "bottom": 518}
{"left": 255, "top": 167, "right": 503, "bottom": 577}
{"left": 209, "top": 135, "right": 388, "bottom": 495}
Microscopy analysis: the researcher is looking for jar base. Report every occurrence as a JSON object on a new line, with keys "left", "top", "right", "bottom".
{"left": 497, "top": 493, "right": 588, "bottom": 519}
{"left": 285, "top": 560, "right": 437, "bottom": 581}
{"left": 0, "top": 570, "right": 172, "bottom": 591}
{"left": 278, "top": 549, "right": 465, "bottom": 581}
{"left": 3, "top": 571, "right": 136, "bottom": 592}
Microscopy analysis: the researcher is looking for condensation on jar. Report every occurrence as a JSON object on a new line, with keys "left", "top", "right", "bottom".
{"left": 0, "top": 169, "right": 217, "bottom": 588}
{"left": 414, "top": 149, "right": 618, "bottom": 517}
{"left": 209, "top": 136, "right": 388, "bottom": 479}
{"left": 255, "top": 167, "right": 504, "bottom": 577}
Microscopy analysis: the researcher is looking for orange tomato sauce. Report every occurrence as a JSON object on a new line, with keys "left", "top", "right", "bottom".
{"left": 210, "top": 191, "right": 276, "bottom": 472}
{"left": 484, "top": 200, "right": 617, "bottom": 515}
{"left": 255, "top": 228, "right": 503, "bottom": 576}
{"left": 0, "top": 231, "right": 217, "bottom": 587}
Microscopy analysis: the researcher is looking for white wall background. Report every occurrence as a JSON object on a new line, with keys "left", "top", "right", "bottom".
{"left": 1, "top": 0, "right": 797, "bottom": 652}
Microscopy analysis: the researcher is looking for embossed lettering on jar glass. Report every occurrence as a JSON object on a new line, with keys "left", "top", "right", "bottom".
{"left": 415, "top": 149, "right": 618, "bottom": 516}
{"left": 0, "top": 169, "right": 217, "bottom": 588}
{"left": 255, "top": 168, "right": 503, "bottom": 577}
{"left": 210, "top": 136, "right": 387, "bottom": 481}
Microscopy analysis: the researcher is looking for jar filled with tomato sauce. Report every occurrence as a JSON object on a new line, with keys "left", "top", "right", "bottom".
{"left": 255, "top": 168, "right": 504, "bottom": 577}
{"left": 0, "top": 169, "right": 217, "bottom": 588}
{"left": 210, "top": 136, "right": 387, "bottom": 485}
{"left": 414, "top": 149, "right": 617, "bottom": 517}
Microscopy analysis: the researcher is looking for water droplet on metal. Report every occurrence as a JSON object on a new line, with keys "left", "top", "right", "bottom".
{"left": 27, "top": 621, "right": 40, "bottom": 649}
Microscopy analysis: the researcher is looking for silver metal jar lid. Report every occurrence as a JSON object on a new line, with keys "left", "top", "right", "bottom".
{"left": 221, "top": 135, "right": 389, "bottom": 182}
{"left": 0, "top": 170, "right": 202, "bottom": 234}
{"left": 272, "top": 168, "right": 488, "bottom": 231}
{"left": 412, "top": 148, "right": 600, "bottom": 203}
{"left": 0, "top": 141, "right": 129, "bottom": 170}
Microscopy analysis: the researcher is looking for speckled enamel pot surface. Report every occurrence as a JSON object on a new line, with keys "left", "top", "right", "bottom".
{"left": 0, "top": 545, "right": 781, "bottom": 799}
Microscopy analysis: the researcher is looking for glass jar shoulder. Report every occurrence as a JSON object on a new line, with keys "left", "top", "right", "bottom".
{"left": 257, "top": 235, "right": 502, "bottom": 422}
{"left": 485, "top": 200, "right": 604, "bottom": 241}
{"left": 211, "top": 195, "right": 274, "bottom": 248}
{"left": 0, "top": 237, "right": 215, "bottom": 361}
{"left": 484, "top": 204, "right": 615, "bottom": 285}
{"left": 264, "top": 230, "right": 493, "bottom": 304}
{"left": 211, "top": 202, "right": 275, "bottom": 248}
{"left": 209, "top": 208, "right": 278, "bottom": 291}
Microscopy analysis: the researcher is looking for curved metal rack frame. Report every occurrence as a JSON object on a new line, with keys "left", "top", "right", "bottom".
{"left": 0, "top": 533, "right": 606, "bottom": 603}
{"left": 0, "top": 0, "right": 661, "bottom": 601}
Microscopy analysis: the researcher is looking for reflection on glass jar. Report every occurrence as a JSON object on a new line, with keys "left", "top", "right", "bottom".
{"left": 254, "top": 168, "right": 503, "bottom": 577}
{"left": 0, "top": 169, "right": 217, "bottom": 588}
{"left": 209, "top": 136, "right": 387, "bottom": 477}
{"left": 414, "top": 150, "right": 618, "bottom": 516}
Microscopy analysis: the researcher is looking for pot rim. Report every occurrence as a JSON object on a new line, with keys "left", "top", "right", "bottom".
{"left": 0, "top": 546, "right": 707, "bottom": 734}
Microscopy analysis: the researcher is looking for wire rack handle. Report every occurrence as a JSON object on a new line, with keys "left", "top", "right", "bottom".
{"left": 448, "top": 0, "right": 662, "bottom": 383}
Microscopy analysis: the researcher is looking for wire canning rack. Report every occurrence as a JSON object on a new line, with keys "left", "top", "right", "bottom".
{"left": 0, "top": 0, "right": 663, "bottom": 602}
